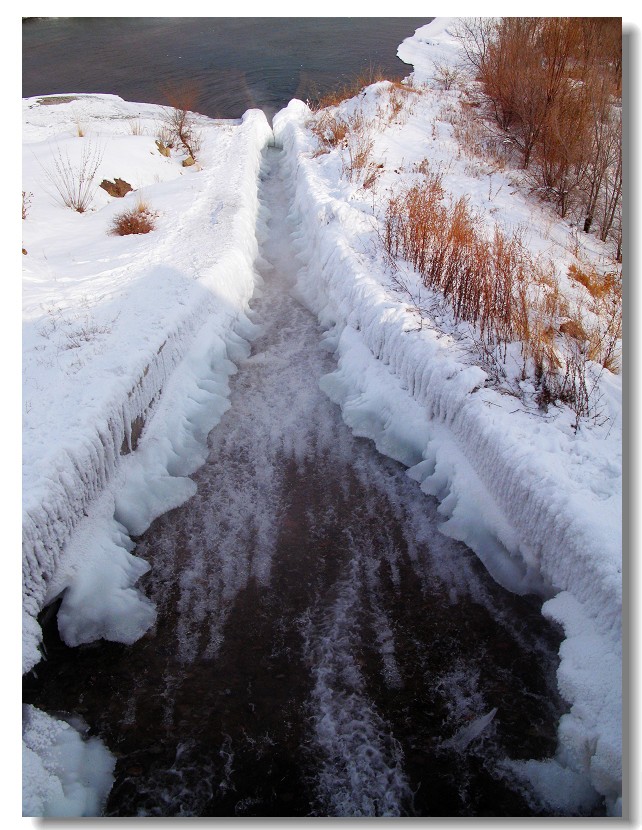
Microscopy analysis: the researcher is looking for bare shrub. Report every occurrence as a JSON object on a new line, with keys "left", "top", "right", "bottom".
{"left": 129, "top": 119, "right": 144, "bottom": 136}
{"left": 110, "top": 199, "right": 156, "bottom": 236}
{"left": 22, "top": 191, "right": 32, "bottom": 219}
{"left": 432, "top": 60, "right": 464, "bottom": 91}
{"left": 454, "top": 17, "right": 622, "bottom": 240}
{"left": 160, "top": 81, "right": 202, "bottom": 160}
{"left": 42, "top": 141, "right": 104, "bottom": 212}
{"left": 156, "top": 123, "right": 176, "bottom": 149}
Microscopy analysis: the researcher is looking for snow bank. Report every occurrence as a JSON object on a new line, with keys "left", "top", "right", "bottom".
{"left": 23, "top": 95, "right": 272, "bottom": 818}
{"left": 274, "top": 57, "right": 621, "bottom": 812}
{"left": 23, "top": 96, "right": 272, "bottom": 671}
{"left": 22, "top": 704, "right": 115, "bottom": 816}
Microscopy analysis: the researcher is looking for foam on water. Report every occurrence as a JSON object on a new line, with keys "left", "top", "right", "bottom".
{"left": 302, "top": 552, "right": 413, "bottom": 817}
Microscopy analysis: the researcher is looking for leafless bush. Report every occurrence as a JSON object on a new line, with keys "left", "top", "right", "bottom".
{"left": 22, "top": 191, "right": 32, "bottom": 219}
{"left": 160, "top": 81, "right": 202, "bottom": 160}
{"left": 42, "top": 141, "right": 104, "bottom": 212}
{"left": 432, "top": 59, "right": 464, "bottom": 91}
{"left": 454, "top": 17, "right": 622, "bottom": 241}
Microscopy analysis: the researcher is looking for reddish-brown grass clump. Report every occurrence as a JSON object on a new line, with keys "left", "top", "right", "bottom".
{"left": 111, "top": 201, "right": 156, "bottom": 236}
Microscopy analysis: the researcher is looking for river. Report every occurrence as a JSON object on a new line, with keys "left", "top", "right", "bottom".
{"left": 22, "top": 17, "right": 432, "bottom": 121}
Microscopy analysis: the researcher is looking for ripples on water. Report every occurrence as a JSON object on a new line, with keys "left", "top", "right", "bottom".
{"left": 22, "top": 148, "right": 573, "bottom": 817}
{"left": 22, "top": 17, "right": 432, "bottom": 120}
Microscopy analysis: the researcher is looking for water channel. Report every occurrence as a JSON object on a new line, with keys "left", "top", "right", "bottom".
{"left": 22, "top": 146, "right": 575, "bottom": 817}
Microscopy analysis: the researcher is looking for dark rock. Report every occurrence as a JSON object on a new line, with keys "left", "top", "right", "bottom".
{"left": 100, "top": 178, "right": 133, "bottom": 198}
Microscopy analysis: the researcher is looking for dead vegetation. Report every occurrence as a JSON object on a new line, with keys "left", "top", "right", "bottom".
{"left": 110, "top": 198, "right": 156, "bottom": 236}
{"left": 382, "top": 161, "right": 621, "bottom": 426}
{"left": 453, "top": 17, "right": 622, "bottom": 259}
{"left": 159, "top": 81, "right": 202, "bottom": 161}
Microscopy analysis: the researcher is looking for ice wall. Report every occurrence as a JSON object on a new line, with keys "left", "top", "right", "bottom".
{"left": 274, "top": 100, "right": 621, "bottom": 813}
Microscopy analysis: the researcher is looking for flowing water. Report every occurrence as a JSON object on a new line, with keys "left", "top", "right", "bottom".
{"left": 22, "top": 147, "right": 574, "bottom": 817}
{"left": 22, "top": 17, "right": 432, "bottom": 121}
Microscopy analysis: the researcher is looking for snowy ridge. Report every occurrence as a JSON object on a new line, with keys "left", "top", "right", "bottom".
{"left": 274, "top": 99, "right": 621, "bottom": 811}
{"left": 22, "top": 106, "right": 273, "bottom": 674}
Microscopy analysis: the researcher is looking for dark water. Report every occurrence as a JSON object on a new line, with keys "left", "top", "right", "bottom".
{"left": 22, "top": 17, "right": 431, "bottom": 120}
{"left": 21, "top": 147, "right": 593, "bottom": 818}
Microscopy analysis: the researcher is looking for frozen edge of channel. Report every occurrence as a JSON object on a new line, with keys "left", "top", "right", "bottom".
{"left": 22, "top": 110, "right": 274, "bottom": 678}
{"left": 273, "top": 99, "right": 621, "bottom": 814}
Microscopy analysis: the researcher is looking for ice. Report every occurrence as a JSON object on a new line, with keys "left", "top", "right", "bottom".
{"left": 442, "top": 707, "right": 498, "bottom": 751}
{"left": 508, "top": 757, "right": 602, "bottom": 815}
{"left": 22, "top": 705, "right": 115, "bottom": 817}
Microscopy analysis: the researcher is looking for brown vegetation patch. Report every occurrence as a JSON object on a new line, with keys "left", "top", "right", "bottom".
{"left": 111, "top": 202, "right": 156, "bottom": 236}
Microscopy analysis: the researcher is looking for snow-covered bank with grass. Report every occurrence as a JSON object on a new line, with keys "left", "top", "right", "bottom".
{"left": 22, "top": 93, "right": 272, "bottom": 677}
{"left": 273, "top": 17, "right": 621, "bottom": 814}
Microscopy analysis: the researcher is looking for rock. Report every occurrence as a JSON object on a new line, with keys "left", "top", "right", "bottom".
{"left": 182, "top": 155, "right": 196, "bottom": 167}
{"left": 100, "top": 177, "right": 133, "bottom": 198}
{"left": 155, "top": 139, "right": 170, "bottom": 157}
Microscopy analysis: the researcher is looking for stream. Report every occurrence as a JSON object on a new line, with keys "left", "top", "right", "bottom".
{"left": 23, "top": 147, "right": 571, "bottom": 817}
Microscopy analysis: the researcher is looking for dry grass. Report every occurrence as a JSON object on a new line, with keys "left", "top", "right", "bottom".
{"left": 311, "top": 111, "right": 350, "bottom": 152}
{"left": 381, "top": 160, "right": 620, "bottom": 420}
{"left": 110, "top": 199, "right": 156, "bottom": 236}
{"left": 568, "top": 263, "right": 618, "bottom": 299}
{"left": 129, "top": 119, "right": 144, "bottom": 136}
{"left": 309, "top": 66, "right": 392, "bottom": 111}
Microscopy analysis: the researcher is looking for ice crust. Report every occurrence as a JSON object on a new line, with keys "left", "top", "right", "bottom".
{"left": 22, "top": 704, "right": 115, "bottom": 816}
{"left": 274, "top": 84, "right": 621, "bottom": 811}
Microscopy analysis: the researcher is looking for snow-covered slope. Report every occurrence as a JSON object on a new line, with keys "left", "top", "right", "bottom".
{"left": 22, "top": 94, "right": 272, "bottom": 675}
{"left": 272, "top": 18, "right": 621, "bottom": 814}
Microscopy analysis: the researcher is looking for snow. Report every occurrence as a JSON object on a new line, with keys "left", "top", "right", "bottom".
{"left": 272, "top": 18, "right": 621, "bottom": 813}
{"left": 22, "top": 704, "right": 115, "bottom": 816}
{"left": 23, "top": 94, "right": 272, "bottom": 672}
{"left": 22, "top": 17, "right": 622, "bottom": 818}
